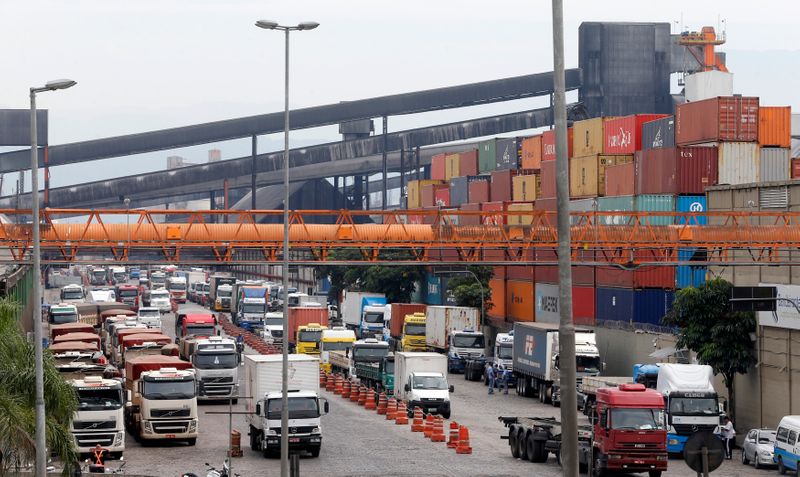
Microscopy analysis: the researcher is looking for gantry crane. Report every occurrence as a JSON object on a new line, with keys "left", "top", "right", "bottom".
{"left": 678, "top": 26, "right": 728, "bottom": 73}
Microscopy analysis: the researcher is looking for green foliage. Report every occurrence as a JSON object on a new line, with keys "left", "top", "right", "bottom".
{"left": 0, "top": 299, "right": 78, "bottom": 476}
{"left": 443, "top": 266, "right": 493, "bottom": 315}
{"left": 661, "top": 278, "right": 756, "bottom": 422}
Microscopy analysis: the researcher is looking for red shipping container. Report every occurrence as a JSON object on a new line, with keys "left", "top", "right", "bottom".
{"left": 521, "top": 135, "right": 544, "bottom": 170}
{"left": 507, "top": 265, "right": 535, "bottom": 281}
{"left": 572, "top": 286, "right": 596, "bottom": 326}
{"left": 542, "top": 128, "right": 574, "bottom": 161}
{"left": 604, "top": 162, "right": 635, "bottom": 196}
{"left": 434, "top": 186, "right": 450, "bottom": 207}
{"left": 421, "top": 184, "right": 436, "bottom": 207}
{"left": 460, "top": 203, "right": 481, "bottom": 226}
{"left": 468, "top": 181, "right": 490, "bottom": 203}
{"left": 481, "top": 201, "right": 505, "bottom": 225}
{"left": 675, "top": 96, "right": 759, "bottom": 145}
{"left": 596, "top": 250, "right": 676, "bottom": 289}
{"left": 603, "top": 114, "right": 669, "bottom": 154}
{"left": 490, "top": 169, "right": 516, "bottom": 202}
{"left": 636, "top": 147, "right": 719, "bottom": 195}
{"left": 388, "top": 303, "right": 427, "bottom": 339}
{"left": 793, "top": 159, "right": 800, "bottom": 179}
{"left": 535, "top": 249, "right": 595, "bottom": 286}
{"left": 287, "top": 307, "right": 329, "bottom": 344}
{"left": 493, "top": 266, "right": 507, "bottom": 279}
{"left": 539, "top": 159, "right": 556, "bottom": 198}
{"left": 458, "top": 150, "right": 479, "bottom": 176}
{"left": 431, "top": 153, "right": 447, "bottom": 181}
{"left": 534, "top": 197, "right": 557, "bottom": 212}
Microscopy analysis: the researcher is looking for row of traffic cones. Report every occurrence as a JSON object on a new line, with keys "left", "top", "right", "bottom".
{"left": 218, "top": 314, "right": 281, "bottom": 355}
{"left": 409, "top": 407, "right": 472, "bottom": 454}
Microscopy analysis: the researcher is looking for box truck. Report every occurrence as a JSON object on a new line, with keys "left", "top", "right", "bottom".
{"left": 394, "top": 352, "right": 453, "bottom": 419}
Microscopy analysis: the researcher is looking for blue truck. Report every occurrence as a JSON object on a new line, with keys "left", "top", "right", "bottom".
{"left": 341, "top": 291, "right": 387, "bottom": 339}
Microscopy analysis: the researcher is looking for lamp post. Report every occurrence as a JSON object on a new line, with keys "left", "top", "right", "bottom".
{"left": 255, "top": 19, "right": 319, "bottom": 477}
{"left": 30, "top": 78, "right": 76, "bottom": 477}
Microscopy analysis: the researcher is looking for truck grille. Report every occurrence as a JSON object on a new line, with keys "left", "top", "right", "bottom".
{"left": 420, "top": 398, "right": 444, "bottom": 404}
{"left": 673, "top": 423, "right": 718, "bottom": 435}
{"left": 618, "top": 442, "right": 663, "bottom": 451}
{"left": 270, "top": 426, "right": 316, "bottom": 435}
{"left": 203, "top": 376, "right": 234, "bottom": 384}
{"left": 150, "top": 408, "right": 191, "bottom": 418}
{"left": 152, "top": 421, "right": 189, "bottom": 434}
{"left": 75, "top": 433, "right": 116, "bottom": 447}
{"left": 73, "top": 420, "right": 117, "bottom": 430}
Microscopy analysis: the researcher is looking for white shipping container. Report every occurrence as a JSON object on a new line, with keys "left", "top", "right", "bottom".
{"left": 792, "top": 114, "right": 800, "bottom": 137}
{"left": 425, "top": 306, "right": 480, "bottom": 351}
{"left": 718, "top": 142, "right": 760, "bottom": 185}
{"left": 535, "top": 283, "right": 561, "bottom": 324}
{"left": 244, "top": 354, "right": 320, "bottom": 427}
{"left": 760, "top": 148, "right": 790, "bottom": 182}
{"left": 684, "top": 71, "right": 734, "bottom": 103}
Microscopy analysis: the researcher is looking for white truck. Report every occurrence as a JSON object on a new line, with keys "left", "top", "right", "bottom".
{"left": 137, "top": 307, "right": 162, "bottom": 329}
{"left": 394, "top": 352, "right": 453, "bottom": 419}
{"left": 244, "top": 354, "right": 328, "bottom": 458}
{"left": 166, "top": 276, "right": 188, "bottom": 304}
{"left": 60, "top": 284, "right": 86, "bottom": 303}
{"left": 71, "top": 376, "right": 126, "bottom": 458}
{"left": 149, "top": 289, "right": 172, "bottom": 313}
{"left": 262, "top": 312, "right": 284, "bottom": 346}
{"left": 214, "top": 284, "right": 234, "bottom": 312}
{"left": 493, "top": 331, "right": 514, "bottom": 370}
{"left": 424, "top": 306, "right": 484, "bottom": 373}
{"left": 149, "top": 271, "right": 167, "bottom": 289}
{"left": 110, "top": 267, "right": 127, "bottom": 285}
{"left": 48, "top": 303, "right": 80, "bottom": 325}
{"left": 341, "top": 291, "right": 387, "bottom": 339}
{"left": 188, "top": 336, "right": 240, "bottom": 401}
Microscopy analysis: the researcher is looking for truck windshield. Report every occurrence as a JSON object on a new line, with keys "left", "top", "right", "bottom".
{"left": 202, "top": 284, "right": 209, "bottom": 292}
{"left": 452, "top": 335, "right": 484, "bottom": 349}
{"left": 218, "top": 289, "right": 232, "bottom": 298}
{"left": 51, "top": 312, "right": 78, "bottom": 324}
{"left": 265, "top": 317, "right": 283, "bottom": 327}
{"left": 194, "top": 352, "right": 237, "bottom": 369}
{"left": 118, "top": 289, "right": 138, "bottom": 298}
{"left": 113, "top": 273, "right": 126, "bottom": 281}
{"left": 186, "top": 325, "right": 216, "bottom": 337}
{"left": 77, "top": 387, "right": 123, "bottom": 411}
{"left": 669, "top": 397, "right": 718, "bottom": 415}
{"left": 322, "top": 341, "right": 352, "bottom": 351}
{"left": 142, "top": 378, "right": 195, "bottom": 399}
{"left": 92, "top": 272, "right": 106, "bottom": 279}
{"left": 404, "top": 323, "right": 425, "bottom": 336}
{"left": 363, "top": 312, "right": 384, "bottom": 324}
{"left": 384, "top": 360, "right": 395, "bottom": 374}
{"left": 353, "top": 346, "right": 388, "bottom": 360}
{"left": 611, "top": 408, "right": 665, "bottom": 430}
{"left": 169, "top": 282, "right": 186, "bottom": 291}
{"left": 151, "top": 291, "right": 169, "bottom": 300}
{"left": 576, "top": 355, "right": 601, "bottom": 373}
{"left": 139, "top": 310, "right": 159, "bottom": 318}
{"left": 412, "top": 375, "right": 447, "bottom": 390}
{"left": 267, "top": 396, "right": 319, "bottom": 420}
{"left": 497, "top": 345, "right": 513, "bottom": 359}
{"left": 61, "top": 289, "right": 83, "bottom": 300}
{"left": 299, "top": 330, "right": 322, "bottom": 343}
{"left": 242, "top": 304, "right": 266, "bottom": 314}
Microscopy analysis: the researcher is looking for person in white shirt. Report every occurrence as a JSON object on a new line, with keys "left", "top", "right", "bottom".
{"left": 720, "top": 416, "right": 736, "bottom": 459}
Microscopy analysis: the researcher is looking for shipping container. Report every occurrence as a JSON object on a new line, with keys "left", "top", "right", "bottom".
{"left": 388, "top": 303, "right": 428, "bottom": 339}
{"left": 596, "top": 262, "right": 675, "bottom": 290}
{"left": 506, "top": 280, "right": 534, "bottom": 322}
{"left": 458, "top": 150, "right": 479, "bottom": 177}
{"left": 407, "top": 179, "right": 444, "bottom": 209}
{"left": 493, "top": 266, "right": 507, "bottom": 279}
{"left": 758, "top": 106, "right": 792, "bottom": 148}
{"left": 431, "top": 154, "right": 447, "bottom": 181}
{"left": 573, "top": 117, "right": 608, "bottom": 156}
{"left": 535, "top": 249, "right": 595, "bottom": 286}
{"left": 636, "top": 194, "right": 675, "bottom": 226}
{"left": 496, "top": 138, "right": 519, "bottom": 170}
{"left": 636, "top": 146, "right": 719, "bottom": 195}
{"left": 539, "top": 159, "right": 556, "bottom": 198}
{"left": 675, "top": 96, "right": 759, "bottom": 145}
{"left": 507, "top": 201, "right": 534, "bottom": 226}
{"left": 449, "top": 176, "right": 469, "bottom": 207}
{"left": 534, "top": 283, "right": 595, "bottom": 326}
{"left": 603, "top": 114, "right": 669, "bottom": 154}
{"left": 675, "top": 196, "right": 707, "bottom": 226}
{"left": 604, "top": 162, "right": 635, "bottom": 197}
{"left": 467, "top": 180, "right": 490, "bottom": 204}
{"left": 459, "top": 203, "right": 481, "bottom": 226}
{"left": 534, "top": 197, "right": 557, "bottom": 211}
{"left": 424, "top": 274, "right": 445, "bottom": 306}
{"left": 490, "top": 169, "right": 516, "bottom": 202}
{"left": 793, "top": 159, "right": 800, "bottom": 179}
{"left": 507, "top": 264, "right": 534, "bottom": 282}
{"left": 570, "top": 154, "right": 634, "bottom": 198}
{"left": 434, "top": 186, "right": 450, "bottom": 207}
{"left": 642, "top": 115, "right": 676, "bottom": 150}
{"left": 441, "top": 207, "right": 460, "bottom": 226}
{"left": 595, "top": 287, "right": 674, "bottom": 327}
{"left": 445, "top": 154, "right": 460, "bottom": 181}
{"left": 597, "top": 195, "right": 635, "bottom": 226}
{"left": 512, "top": 174, "right": 539, "bottom": 202}
{"left": 421, "top": 184, "right": 436, "bottom": 207}
{"left": 521, "top": 135, "right": 544, "bottom": 170}
{"left": 287, "top": 307, "right": 330, "bottom": 343}
{"left": 676, "top": 248, "right": 707, "bottom": 289}
{"left": 684, "top": 71, "right": 733, "bottom": 102}
{"left": 478, "top": 139, "right": 497, "bottom": 173}
{"left": 488, "top": 278, "right": 506, "bottom": 322}
{"left": 760, "top": 148, "right": 790, "bottom": 182}
{"left": 481, "top": 201, "right": 505, "bottom": 225}
{"left": 542, "top": 128, "right": 573, "bottom": 161}
{"left": 717, "top": 142, "right": 760, "bottom": 185}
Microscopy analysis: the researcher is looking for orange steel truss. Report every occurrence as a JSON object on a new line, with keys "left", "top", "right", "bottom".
{"left": 2, "top": 208, "right": 800, "bottom": 265}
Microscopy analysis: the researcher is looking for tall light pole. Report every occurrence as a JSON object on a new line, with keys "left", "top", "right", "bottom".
{"left": 255, "top": 19, "right": 319, "bottom": 477}
{"left": 30, "top": 78, "right": 77, "bottom": 477}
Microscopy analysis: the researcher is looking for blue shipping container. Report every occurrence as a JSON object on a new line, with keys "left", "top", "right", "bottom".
{"left": 596, "top": 287, "right": 675, "bottom": 327}
{"left": 676, "top": 248, "right": 706, "bottom": 288}
{"left": 675, "top": 196, "right": 707, "bottom": 226}
{"left": 424, "top": 274, "right": 444, "bottom": 305}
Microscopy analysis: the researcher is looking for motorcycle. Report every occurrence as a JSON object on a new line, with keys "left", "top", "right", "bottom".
{"left": 80, "top": 456, "right": 126, "bottom": 474}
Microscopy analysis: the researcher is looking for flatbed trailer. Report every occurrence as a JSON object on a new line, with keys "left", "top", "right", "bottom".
{"left": 499, "top": 416, "right": 592, "bottom": 470}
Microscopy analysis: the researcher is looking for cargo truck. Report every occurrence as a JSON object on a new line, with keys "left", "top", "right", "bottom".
{"left": 329, "top": 338, "right": 389, "bottom": 378}
{"left": 341, "top": 291, "right": 387, "bottom": 339}
{"left": 115, "top": 284, "right": 140, "bottom": 311}
{"left": 118, "top": 332, "right": 173, "bottom": 367}
{"left": 355, "top": 353, "right": 395, "bottom": 394}
{"left": 176, "top": 313, "right": 217, "bottom": 344}
{"left": 71, "top": 376, "right": 126, "bottom": 458}
{"left": 209, "top": 275, "right": 235, "bottom": 308}
{"left": 244, "top": 354, "right": 328, "bottom": 458}
{"left": 424, "top": 305, "right": 484, "bottom": 373}
{"left": 214, "top": 284, "right": 233, "bottom": 312}
{"left": 48, "top": 303, "right": 80, "bottom": 325}
{"left": 394, "top": 352, "right": 453, "bottom": 419}
{"left": 399, "top": 312, "right": 427, "bottom": 352}
{"left": 511, "top": 322, "right": 601, "bottom": 406}
{"left": 467, "top": 330, "right": 514, "bottom": 383}
{"left": 319, "top": 327, "right": 356, "bottom": 373}
{"left": 233, "top": 284, "right": 268, "bottom": 330}
{"left": 288, "top": 307, "right": 329, "bottom": 352}
{"left": 383, "top": 303, "right": 427, "bottom": 349}
{"left": 90, "top": 267, "right": 108, "bottom": 286}
{"left": 579, "top": 376, "right": 633, "bottom": 416}
{"left": 124, "top": 355, "right": 197, "bottom": 445}
{"left": 655, "top": 363, "right": 721, "bottom": 455}
{"left": 110, "top": 267, "right": 127, "bottom": 285}
{"left": 262, "top": 312, "right": 284, "bottom": 346}
{"left": 149, "top": 271, "right": 167, "bottom": 289}
{"left": 60, "top": 284, "right": 86, "bottom": 303}
{"left": 182, "top": 336, "right": 239, "bottom": 401}
{"left": 166, "top": 276, "right": 188, "bottom": 303}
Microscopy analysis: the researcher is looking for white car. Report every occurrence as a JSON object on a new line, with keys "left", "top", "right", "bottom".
{"left": 741, "top": 428, "right": 776, "bottom": 469}
{"left": 149, "top": 289, "right": 171, "bottom": 313}
{"left": 137, "top": 306, "right": 162, "bottom": 328}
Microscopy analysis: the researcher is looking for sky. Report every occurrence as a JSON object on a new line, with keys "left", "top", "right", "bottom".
{"left": 1, "top": 0, "right": 799, "bottom": 196}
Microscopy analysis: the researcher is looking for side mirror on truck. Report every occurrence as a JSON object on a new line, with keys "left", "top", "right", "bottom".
{"left": 404, "top": 384, "right": 410, "bottom": 393}
{"left": 323, "top": 401, "right": 330, "bottom": 414}
{"left": 255, "top": 403, "right": 261, "bottom": 415}
{"left": 449, "top": 385, "right": 454, "bottom": 393}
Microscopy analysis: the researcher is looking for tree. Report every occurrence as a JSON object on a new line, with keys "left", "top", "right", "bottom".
{"left": 661, "top": 278, "right": 756, "bottom": 423}
{"left": 442, "top": 266, "right": 494, "bottom": 318}
{"left": 0, "top": 299, "right": 78, "bottom": 476}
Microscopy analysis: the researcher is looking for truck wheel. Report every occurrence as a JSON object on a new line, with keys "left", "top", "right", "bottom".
{"left": 527, "top": 435, "right": 547, "bottom": 463}
{"left": 309, "top": 446, "right": 321, "bottom": 458}
{"left": 538, "top": 383, "right": 545, "bottom": 403}
{"left": 648, "top": 472, "right": 662, "bottom": 477}
{"left": 509, "top": 426, "right": 521, "bottom": 458}
{"left": 249, "top": 425, "right": 261, "bottom": 451}
{"left": 187, "top": 438, "right": 197, "bottom": 446}
{"left": 778, "top": 457, "right": 787, "bottom": 475}
{"left": 593, "top": 453, "right": 607, "bottom": 477}
{"left": 516, "top": 429, "right": 528, "bottom": 461}
{"left": 441, "top": 410, "right": 451, "bottom": 419}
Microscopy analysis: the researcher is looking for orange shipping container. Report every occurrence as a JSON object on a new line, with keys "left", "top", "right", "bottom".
{"left": 488, "top": 278, "right": 506, "bottom": 323}
{"left": 521, "top": 135, "right": 544, "bottom": 170}
{"left": 512, "top": 174, "right": 538, "bottom": 201}
{"left": 445, "top": 154, "right": 460, "bottom": 181}
{"left": 759, "top": 106, "right": 792, "bottom": 148}
{"left": 506, "top": 280, "right": 534, "bottom": 322}
{"left": 431, "top": 154, "right": 447, "bottom": 181}
{"left": 604, "top": 162, "right": 635, "bottom": 197}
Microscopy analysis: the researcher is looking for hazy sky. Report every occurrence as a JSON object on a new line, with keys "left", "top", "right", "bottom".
{"left": 2, "top": 0, "right": 799, "bottom": 194}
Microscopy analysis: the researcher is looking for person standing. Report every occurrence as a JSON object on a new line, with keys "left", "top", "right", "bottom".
{"left": 486, "top": 363, "right": 496, "bottom": 395}
{"left": 720, "top": 416, "right": 736, "bottom": 459}
{"left": 502, "top": 367, "right": 511, "bottom": 394}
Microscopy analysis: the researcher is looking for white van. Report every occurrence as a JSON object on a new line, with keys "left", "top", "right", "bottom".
{"left": 774, "top": 415, "right": 800, "bottom": 473}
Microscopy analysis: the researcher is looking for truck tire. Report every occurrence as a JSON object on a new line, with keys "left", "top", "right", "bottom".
{"left": 516, "top": 429, "right": 528, "bottom": 461}
{"left": 527, "top": 435, "right": 547, "bottom": 463}
{"left": 441, "top": 410, "right": 451, "bottom": 419}
{"left": 187, "top": 438, "right": 197, "bottom": 446}
{"left": 538, "top": 383, "right": 545, "bottom": 403}
{"left": 593, "top": 453, "right": 607, "bottom": 477}
{"left": 309, "top": 446, "right": 321, "bottom": 458}
{"left": 249, "top": 425, "right": 261, "bottom": 451}
{"left": 509, "top": 426, "right": 521, "bottom": 458}
{"left": 648, "top": 472, "right": 662, "bottom": 477}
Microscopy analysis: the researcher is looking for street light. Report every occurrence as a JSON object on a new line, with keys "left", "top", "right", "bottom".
{"left": 30, "top": 78, "right": 76, "bottom": 477}
{"left": 255, "top": 19, "right": 318, "bottom": 477}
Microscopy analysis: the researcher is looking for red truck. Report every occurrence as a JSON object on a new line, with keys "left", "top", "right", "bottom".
{"left": 175, "top": 313, "right": 217, "bottom": 344}
{"left": 287, "top": 307, "right": 329, "bottom": 343}
{"left": 501, "top": 383, "right": 667, "bottom": 477}
{"left": 115, "top": 284, "right": 141, "bottom": 311}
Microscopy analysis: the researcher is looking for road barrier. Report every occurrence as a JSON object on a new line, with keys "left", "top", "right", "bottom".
{"left": 447, "top": 421, "right": 460, "bottom": 449}
{"left": 411, "top": 407, "right": 424, "bottom": 432}
{"left": 456, "top": 426, "right": 472, "bottom": 454}
{"left": 395, "top": 401, "right": 408, "bottom": 425}
{"left": 423, "top": 414, "right": 434, "bottom": 438}
{"left": 431, "top": 416, "right": 446, "bottom": 443}
{"left": 376, "top": 393, "right": 387, "bottom": 415}
{"left": 386, "top": 397, "right": 397, "bottom": 420}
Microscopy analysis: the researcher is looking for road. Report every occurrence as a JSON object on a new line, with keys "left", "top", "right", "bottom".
{"left": 50, "top": 285, "right": 773, "bottom": 476}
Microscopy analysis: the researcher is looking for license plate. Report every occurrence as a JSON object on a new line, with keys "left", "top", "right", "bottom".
{"left": 289, "top": 438, "right": 300, "bottom": 443}
{"left": 634, "top": 460, "right": 644, "bottom": 464}
{"left": 166, "top": 434, "right": 176, "bottom": 438}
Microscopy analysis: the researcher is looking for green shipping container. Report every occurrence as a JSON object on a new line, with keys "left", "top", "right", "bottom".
{"left": 479, "top": 139, "right": 497, "bottom": 173}
{"left": 636, "top": 194, "right": 675, "bottom": 226}
{"left": 597, "top": 196, "right": 635, "bottom": 225}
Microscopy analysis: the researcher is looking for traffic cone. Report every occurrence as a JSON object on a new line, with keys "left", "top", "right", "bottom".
{"left": 334, "top": 375, "right": 344, "bottom": 395}
{"left": 364, "top": 390, "right": 377, "bottom": 410}
{"left": 447, "top": 421, "right": 460, "bottom": 449}
{"left": 423, "top": 414, "right": 434, "bottom": 438}
{"left": 431, "top": 416, "right": 446, "bottom": 442}
{"left": 350, "top": 383, "right": 361, "bottom": 403}
{"left": 342, "top": 379, "right": 351, "bottom": 399}
{"left": 319, "top": 370, "right": 326, "bottom": 387}
{"left": 395, "top": 401, "right": 408, "bottom": 425}
{"left": 358, "top": 386, "right": 368, "bottom": 406}
{"left": 411, "top": 407, "right": 424, "bottom": 432}
{"left": 376, "top": 393, "right": 388, "bottom": 415}
{"left": 386, "top": 397, "right": 397, "bottom": 420}
{"left": 455, "top": 426, "right": 472, "bottom": 454}
{"left": 325, "top": 374, "right": 335, "bottom": 392}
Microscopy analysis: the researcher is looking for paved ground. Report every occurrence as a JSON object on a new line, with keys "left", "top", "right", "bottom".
{"left": 48, "top": 285, "right": 776, "bottom": 476}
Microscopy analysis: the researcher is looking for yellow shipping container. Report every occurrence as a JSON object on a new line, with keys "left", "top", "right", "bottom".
{"left": 445, "top": 154, "right": 460, "bottom": 181}
{"left": 507, "top": 202, "right": 534, "bottom": 226}
{"left": 407, "top": 179, "right": 444, "bottom": 209}
{"left": 573, "top": 117, "right": 613, "bottom": 157}
{"left": 512, "top": 174, "right": 538, "bottom": 201}
{"left": 569, "top": 154, "right": 633, "bottom": 198}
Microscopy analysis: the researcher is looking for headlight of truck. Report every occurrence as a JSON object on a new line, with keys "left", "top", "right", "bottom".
{"left": 188, "top": 420, "right": 197, "bottom": 433}
{"left": 668, "top": 438, "right": 679, "bottom": 445}
{"left": 267, "top": 428, "right": 277, "bottom": 436}
{"left": 114, "top": 432, "right": 124, "bottom": 446}
{"left": 761, "top": 450, "right": 773, "bottom": 457}
{"left": 311, "top": 427, "right": 320, "bottom": 434}
{"left": 144, "top": 421, "right": 153, "bottom": 433}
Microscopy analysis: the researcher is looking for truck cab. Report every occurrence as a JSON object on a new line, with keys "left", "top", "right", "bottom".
{"left": 493, "top": 331, "right": 514, "bottom": 370}
{"left": 129, "top": 267, "right": 140, "bottom": 280}
{"left": 395, "top": 352, "right": 453, "bottom": 419}
{"left": 149, "top": 289, "right": 171, "bottom": 313}
{"left": 60, "top": 284, "right": 86, "bottom": 303}
{"left": 400, "top": 313, "right": 427, "bottom": 352}
{"left": 167, "top": 276, "right": 188, "bottom": 304}
{"left": 90, "top": 268, "right": 108, "bottom": 286}
{"left": 110, "top": 267, "right": 127, "bottom": 285}
{"left": 189, "top": 336, "right": 240, "bottom": 401}
{"left": 198, "top": 282, "right": 210, "bottom": 307}
{"left": 178, "top": 313, "right": 217, "bottom": 344}
{"left": 262, "top": 312, "right": 284, "bottom": 346}
{"left": 296, "top": 323, "right": 325, "bottom": 355}
{"left": 319, "top": 327, "right": 356, "bottom": 373}
{"left": 48, "top": 303, "right": 79, "bottom": 325}
{"left": 236, "top": 286, "right": 268, "bottom": 330}
{"left": 71, "top": 376, "right": 126, "bottom": 458}
{"left": 115, "top": 284, "right": 140, "bottom": 311}
{"left": 447, "top": 329, "right": 485, "bottom": 373}
{"left": 137, "top": 306, "right": 162, "bottom": 329}
{"left": 360, "top": 300, "right": 387, "bottom": 340}
{"left": 215, "top": 284, "right": 233, "bottom": 311}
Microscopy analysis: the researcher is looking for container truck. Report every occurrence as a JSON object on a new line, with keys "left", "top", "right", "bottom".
{"left": 71, "top": 376, "right": 126, "bottom": 458}
{"left": 176, "top": 313, "right": 217, "bottom": 344}
{"left": 424, "top": 305, "right": 484, "bottom": 373}
{"left": 384, "top": 303, "right": 427, "bottom": 349}
{"left": 149, "top": 271, "right": 167, "bottom": 289}
{"left": 399, "top": 312, "right": 428, "bottom": 352}
{"left": 90, "top": 267, "right": 108, "bottom": 286}
{"left": 288, "top": 307, "right": 329, "bottom": 351}
{"left": 182, "top": 336, "right": 239, "bottom": 401}
{"left": 166, "top": 276, "right": 188, "bottom": 303}
{"left": 511, "top": 322, "right": 601, "bottom": 406}
{"left": 233, "top": 284, "right": 268, "bottom": 330}
{"left": 341, "top": 291, "right": 387, "bottom": 339}
{"left": 655, "top": 363, "right": 721, "bottom": 455}
{"left": 500, "top": 383, "right": 667, "bottom": 476}
{"left": 355, "top": 353, "right": 395, "bottom": 394}
{"left": 60, "top": 284, "right": 86, "bottom": 303}
{"left": 329, "top": 338, "right": 389, "bottom": 378}
{"left": 262, "top": 312, "right": 284, "bottom": 346}
{"left": 48, "top": 303, "right": 80, "bottom": 325}
{"left": 124, "top": 355, "right": 197, "bottom": 445}
{"left": 633, "top": 363, "right": 660, "bottom": 389}
{"left": 579, "top": 376, "right": 633, "bottom": 416}
{"left": 394, "top": 352, "right": 453, "bottom": 419}
{"left": 467, "top": 330, "right": 514, "bottom": 383}
{"left": 319, "top": 327, "right": 356, "bottom": 373}
{"left": 209, "top": 275, "right": 235, "bottom": 308}
{"left": 110, "top": 267, "right": 127, "bottom": 285}
{"left": 244, "top": 354, "right": 328, "bottom": 458}
{"left": 115, "top": 284, "right": 140, "bottom": 311}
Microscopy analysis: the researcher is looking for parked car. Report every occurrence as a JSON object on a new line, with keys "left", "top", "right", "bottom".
{"left": 741, "top": 428, "right": 776, "bottom": 469}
